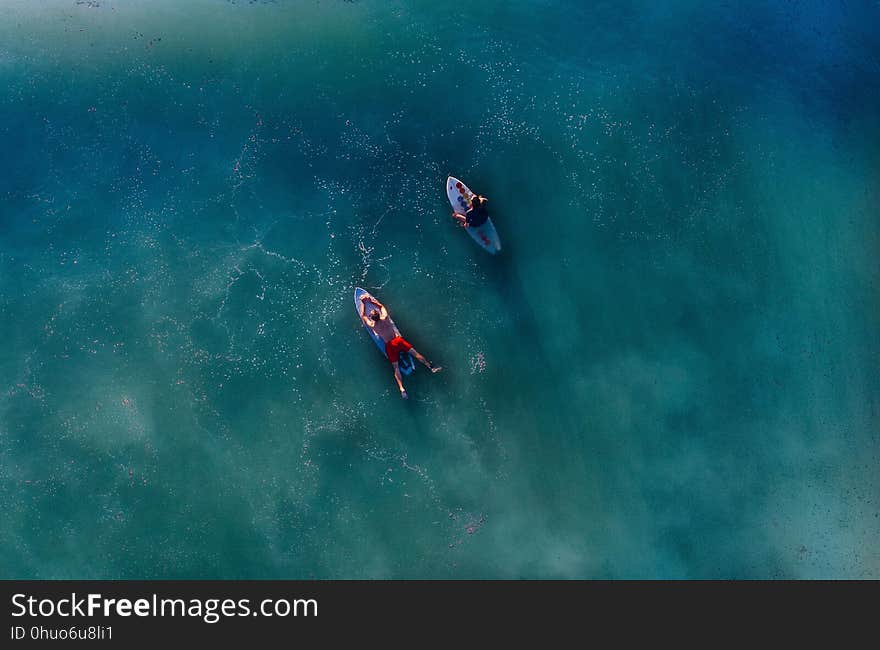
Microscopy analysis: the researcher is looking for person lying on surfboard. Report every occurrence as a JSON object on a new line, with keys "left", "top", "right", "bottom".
{"left": 359, "top": 294, "right": 442, "bottom": 399}
{"left": 452, "top": 193, "right": 489, "bottom": 228}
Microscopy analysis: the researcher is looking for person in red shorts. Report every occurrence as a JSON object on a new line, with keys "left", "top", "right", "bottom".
{"left": 359, "top": 294, "right": 441, "bottom": 399}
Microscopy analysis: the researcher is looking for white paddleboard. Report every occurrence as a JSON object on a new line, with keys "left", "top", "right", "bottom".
{"left": 446, "top": 176, "right": 502, "bottom": 254}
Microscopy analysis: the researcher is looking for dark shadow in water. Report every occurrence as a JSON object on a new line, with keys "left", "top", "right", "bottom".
{"left": 477, "top": 237, "right": 548, "bottom": 372}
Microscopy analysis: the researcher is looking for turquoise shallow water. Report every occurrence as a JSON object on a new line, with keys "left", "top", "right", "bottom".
{"left": 1, "top": 0, "right": 878, "bottom": 578}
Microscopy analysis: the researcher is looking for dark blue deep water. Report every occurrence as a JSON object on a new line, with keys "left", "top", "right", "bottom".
{"left": 1, "top": 0, "right": 878, "bottom": 578}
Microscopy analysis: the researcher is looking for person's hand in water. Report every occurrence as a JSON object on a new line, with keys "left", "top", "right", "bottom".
{"left": 430, "top": 366, "right": 442, "bottom": 374}
{"left": 400, "top": 388, "right": 408, "bottom": 399}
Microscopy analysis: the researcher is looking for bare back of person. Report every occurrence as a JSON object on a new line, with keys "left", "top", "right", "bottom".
{"left": 372, "top": 314, "right": 397, "bottom": 342}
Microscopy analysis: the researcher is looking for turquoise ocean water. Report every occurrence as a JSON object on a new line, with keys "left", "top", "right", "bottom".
{"left": 1, "top": 0, "right": 878, "bottom": 578}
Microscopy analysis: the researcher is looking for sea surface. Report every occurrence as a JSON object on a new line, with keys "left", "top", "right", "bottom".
{"left": 1, "top": 0, "right": 878, "bottom": 578}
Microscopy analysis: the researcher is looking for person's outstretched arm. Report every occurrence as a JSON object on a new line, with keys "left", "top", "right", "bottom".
{"left": 359, "top": 296, "right": 375, "bottom": 327}
{"left": 366, "top": 295, "right": 388, "bottom": 319}
{"left": 409, "top": 347, "right": 442, "bottom": 373}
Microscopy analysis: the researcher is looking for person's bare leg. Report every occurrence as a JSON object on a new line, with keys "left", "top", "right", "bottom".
{"left": 392, "top": 363, "right": 407, "bottom": 399}
{"left": 409, "top": 348, "right": 442, "bottom": 373}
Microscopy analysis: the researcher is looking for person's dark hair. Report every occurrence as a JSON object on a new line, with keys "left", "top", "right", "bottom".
{"left": 370, "top": 309, "right": 380, "bottom": 320}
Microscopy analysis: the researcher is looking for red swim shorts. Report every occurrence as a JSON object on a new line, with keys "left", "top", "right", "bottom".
{"left": 385, "top": 336, "right": 413, "bottom": 363}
